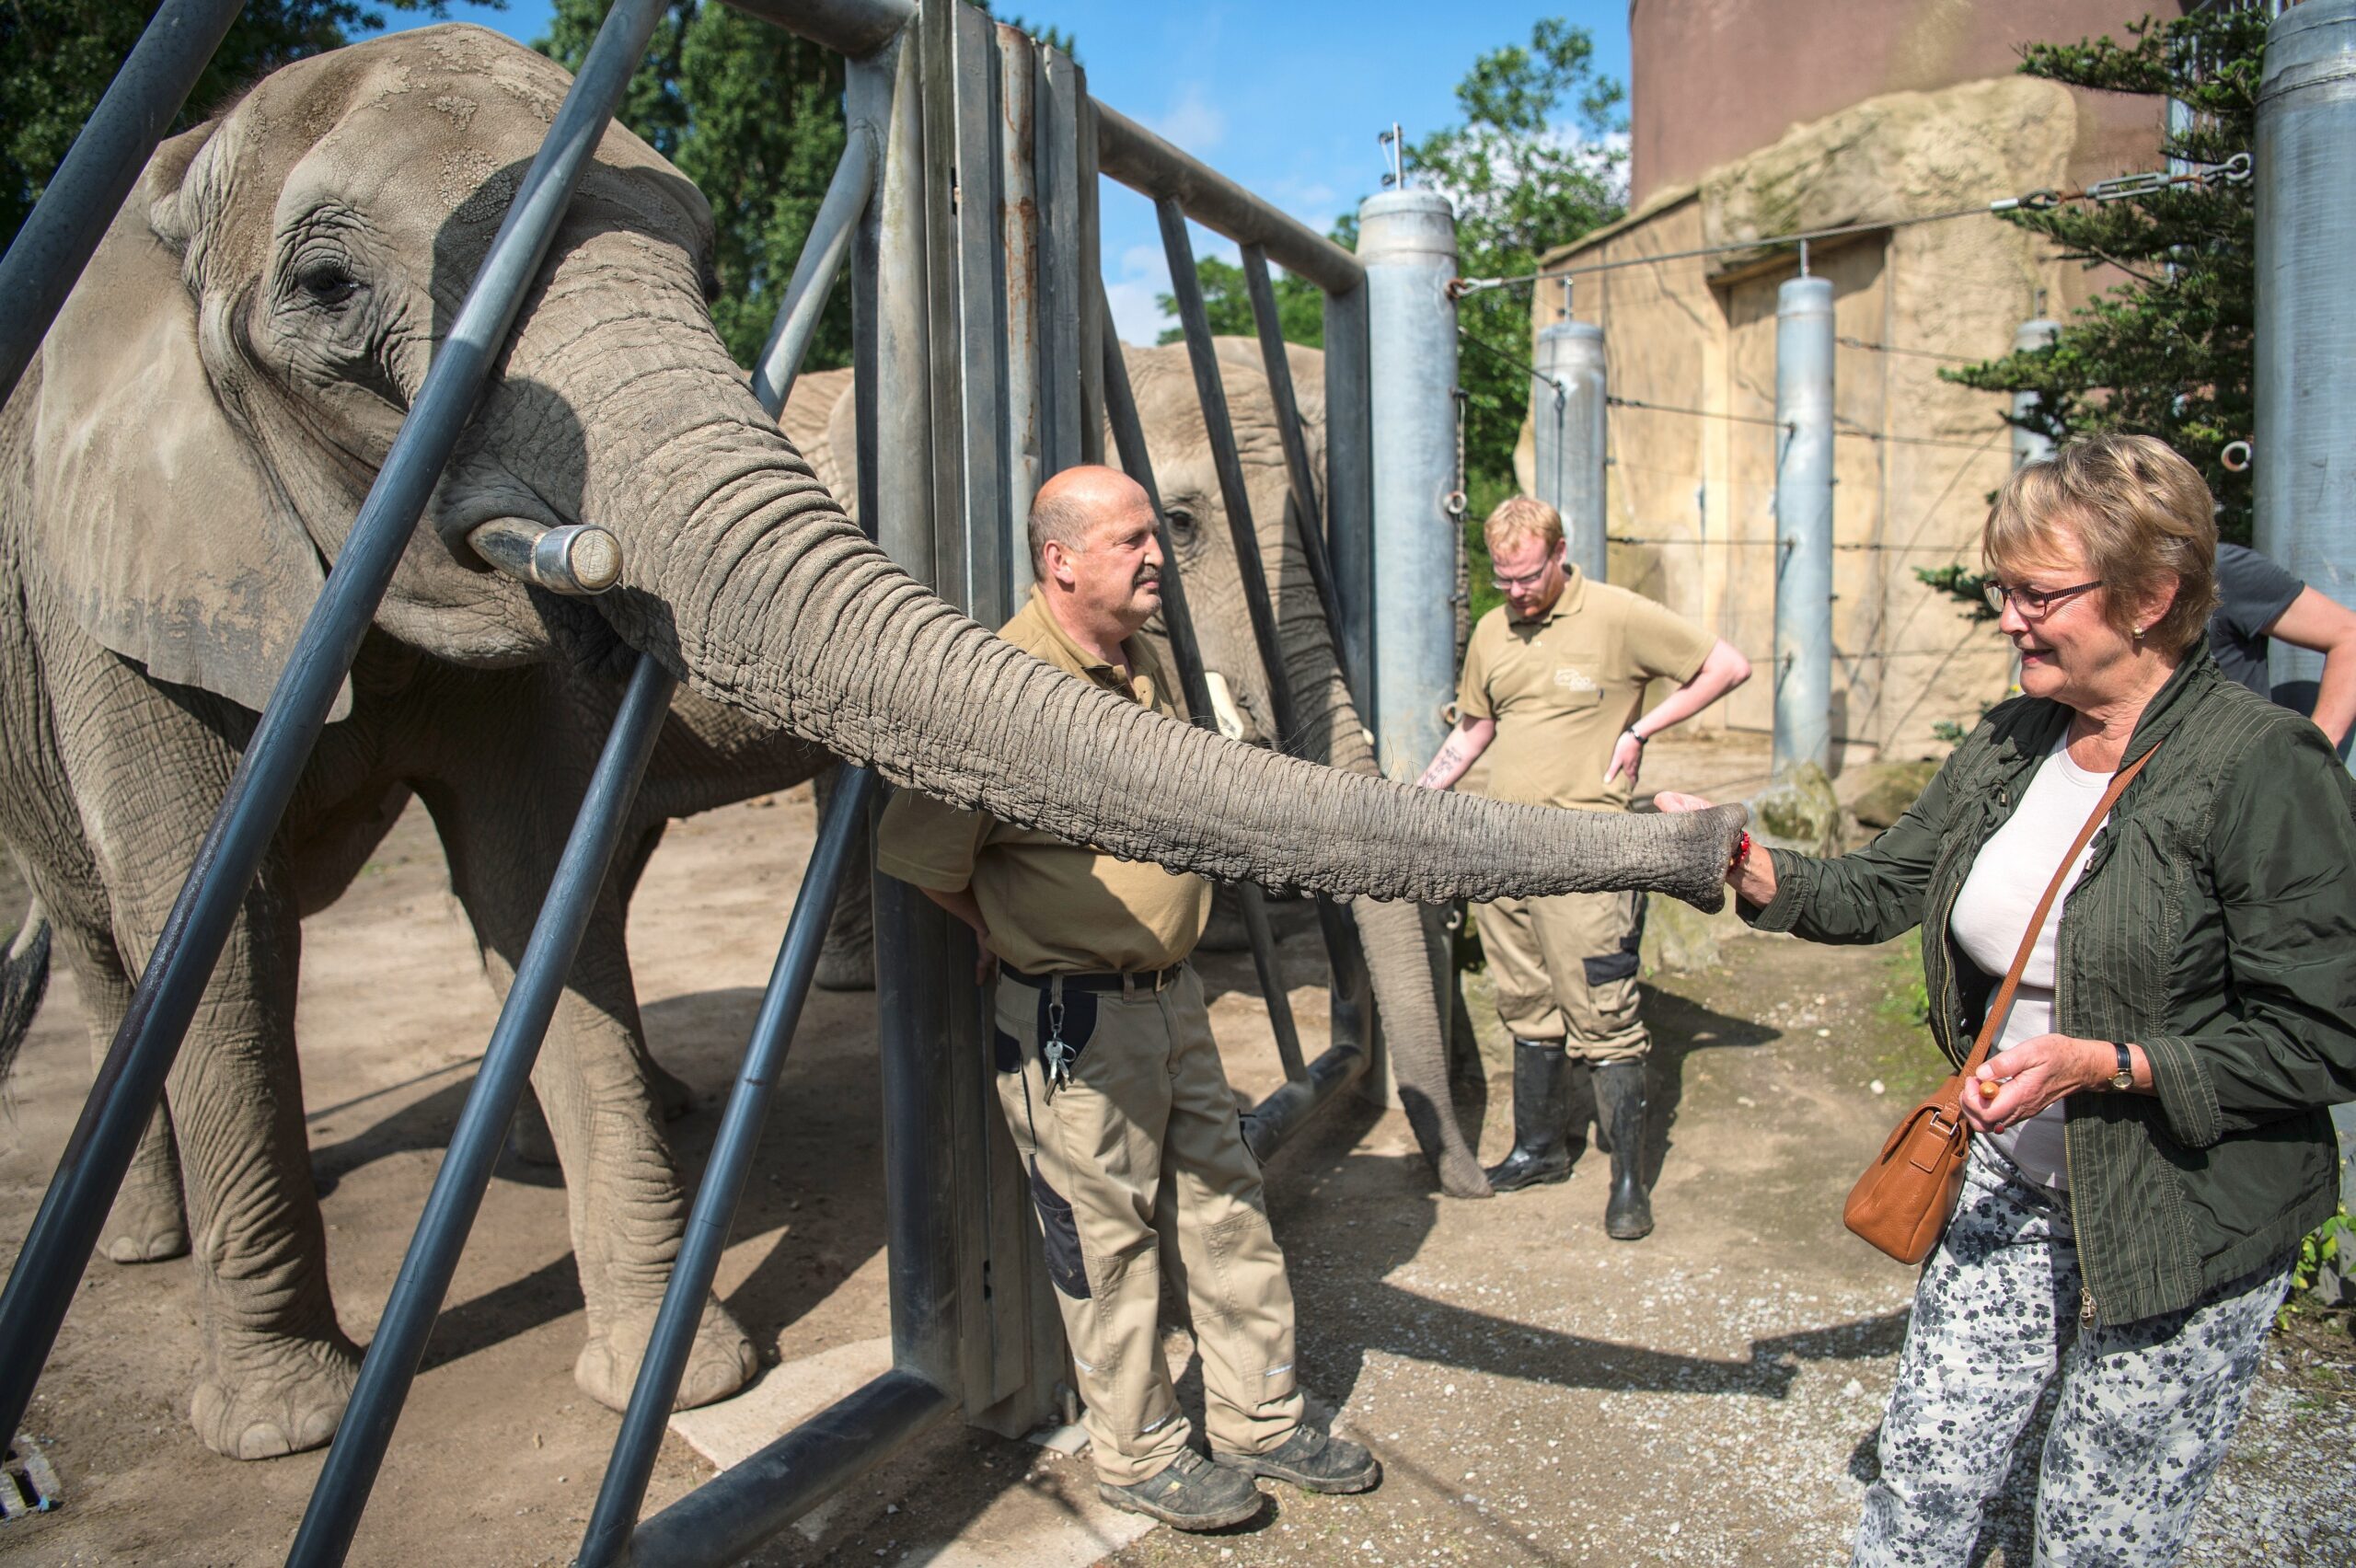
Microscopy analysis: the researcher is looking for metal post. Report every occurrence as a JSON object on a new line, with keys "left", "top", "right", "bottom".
{"left": 287, "top": 653, "right": 676, "bottom": 1568}
{"left": 1773, "top": 274, "right": 1835, "bottom": 777}
{"left": 0, "top": 0, "right": 247, "bottom": 407}
{"left": 1241, "top": 245, "right": 1350, "bottom": 694}
{"left": 2009, "top": 316, "right": 2059, "bottom": 471}
{"left": 1359, "top": 190, "right": 1459, "bottom": 784}
{"left": 752, "top": 129, "right": 879, "bottom": 409}
{"left": 1534, "top": 317, "right": 1608, "bottom": 584}
{"left": 2255, "top": 0, "right": 2356, "bottom": 1206}
{"left": 998, "top": 22, "right": 1043, "bottom": 600}
{"left": 1323, "top": 282, "right": 1375, "bottom": 766}
{"left": 578, "top": 767, "right": 878, "bottom": 1568}
{"left": 0, "top": 0, "right": 672, "bottom": 1456}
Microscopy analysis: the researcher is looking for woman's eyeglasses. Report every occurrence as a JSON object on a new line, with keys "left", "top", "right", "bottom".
{"left": 1984, "top": 579, "right": 2103, "bottom": 618}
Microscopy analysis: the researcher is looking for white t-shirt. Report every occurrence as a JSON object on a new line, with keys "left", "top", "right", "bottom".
{"left": 1946, "top": 739, "right": 2113, "bottom": 1191}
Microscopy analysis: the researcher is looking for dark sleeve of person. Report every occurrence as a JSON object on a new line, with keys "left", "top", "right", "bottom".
{"left": 1736, "top": 745, "right": 1959, "bottom": 947}
{"left": 2140, "top": 720, "right": 2356, "bottom": 1147}
{"left": 2214, "top": 542, "right": 2305, "bottom": 642}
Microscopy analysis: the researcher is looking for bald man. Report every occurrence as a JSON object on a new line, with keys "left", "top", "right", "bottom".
{"left": 878, "top": 467, "right": 1379, "bottom": 1528}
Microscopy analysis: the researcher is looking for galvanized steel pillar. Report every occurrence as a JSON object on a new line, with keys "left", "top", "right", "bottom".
{"left": 1534, "top": 317, "right": 1608, "bottom": 584}
{"left": 1360, "top": 190, "right": 1460, "bottom": 782}
{"left": 1773, "top": 274, "right": 1835, "bottom": 777}
{"left": 2255, "top": 0, "right": 2356, "bottom": 1207}
{"left": 2010, "top": 316, "right": 2059, "bottom": 470}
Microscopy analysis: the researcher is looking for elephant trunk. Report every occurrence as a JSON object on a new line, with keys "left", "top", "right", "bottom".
{"left": 545, "top": 327, "right": 1742, "bottom": 905}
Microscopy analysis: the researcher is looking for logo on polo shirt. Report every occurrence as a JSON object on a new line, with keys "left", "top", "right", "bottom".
{"left": 1553, "top": 665, "right": 1599, "bottom": 693}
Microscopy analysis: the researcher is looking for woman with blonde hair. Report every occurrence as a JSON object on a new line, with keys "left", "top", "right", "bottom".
{"left": 1661, "top": 433, "right": 2356, "bottom": 1564}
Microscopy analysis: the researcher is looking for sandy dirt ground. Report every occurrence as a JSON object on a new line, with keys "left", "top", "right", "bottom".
{"left": 0, "top": 732, "right": 2350, "bottom": 1566}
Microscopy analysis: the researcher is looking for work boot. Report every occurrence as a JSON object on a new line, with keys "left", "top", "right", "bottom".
{"left": 1484, "top": 1040, "right": 1576, "bottom": 1192}
{"left": 1594, "top": 1060, "right": 1654, "bottom": 1240}
{"left": 1098, "top": 1447, "right": 1265, "bottom": 1530}
{"left": 1216, "top": 1425, "right": 1382, "bottom": 1494}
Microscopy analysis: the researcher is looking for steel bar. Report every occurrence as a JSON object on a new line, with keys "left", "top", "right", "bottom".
{"left": 1072, "top": 77, "right": 1105, "bottom": 466}
{"left": 714, "top": 0, "right": 915, "bottom": 59}
{"left": 627, "top": 1370, "right": 953, "bottom": 1568}
{"left": 1240, "top": 245, "right": 1350, "bottom": 698}
{"left": 1093, "top": 100, "right": 1361, "bottom": 296}
{"left": 0, "top": 0, "right": 247, "bottom": 408}
{"left": 1773, "top": 275, "right": 1835, "bottom": 777}
{"left": 1360, "top": 190, "right": 1461, "bottom": 786}
{"left": 1322, "top": 284, "right": 1375, "bottom": 724}
{"left": 1237, "top": 889, "right": 1309, "bottom": 1084}
{"left": 2007, "top": 317, "right": 2059, "bottom": 471}
{"left": 751, "top": 127, "right": 877, "bottom": 410}
{"left": 1533, "top": 318, "right": 1608, "bottom": 583}
{"left": 287, "top": 651, "right": 676, "bottom": 1568}
{"left": 1157, "top": 198, "right": 1303, "bottom": 747}
{"left": 1035, "top": 46, "right": 1089, "bottom": 477}
{"left": 0, "top": 0, "right": 671, "bottom": 1457}
{"left": 2255, "top": 0, "right": 2356, "bottom": 1206}
{"left": 998, "top": 23, "right": 1044, "bottom": 601}
{"left": 577, "top": 767, "right": 879, "bottom": 1567}
{"left": 1242, "top": 1039, "right": 1369, "bottom": 1162}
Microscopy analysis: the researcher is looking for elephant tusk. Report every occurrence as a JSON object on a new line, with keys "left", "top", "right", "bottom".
{"left": 1202, "top": 670, "right": 1249, "bottom": 743}
{"left": 466, "top": 517, "right": 624, "bottom": 596}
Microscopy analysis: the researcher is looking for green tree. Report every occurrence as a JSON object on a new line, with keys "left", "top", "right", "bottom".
{"left": 1944, "top": 7, "right": 2262, "bottom": 541}
{"left": 1, "top": 0, "right": 463, "bottom": 248}
{"left": 1154, "top": 253, "right": 1325, "bottom": 350}
{"left": 1412, "top": 17, "right": 1626, "bottom": 493}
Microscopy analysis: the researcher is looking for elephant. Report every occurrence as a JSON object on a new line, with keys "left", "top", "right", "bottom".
{"left": 0, "top": 26, "right": 1740, "bottom": 1461}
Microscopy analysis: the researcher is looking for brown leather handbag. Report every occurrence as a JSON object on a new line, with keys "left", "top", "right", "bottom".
{"left": 1842, "top": 743, "right": 2158, "bottom": 1263}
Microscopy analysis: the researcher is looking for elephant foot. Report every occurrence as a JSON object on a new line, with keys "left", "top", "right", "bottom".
{"left": 102, "top": 1179, "right": 191, "bottom": 1263}
{"left": 1433, "top": 1148, "right": 1496, "bottom": 1201}
{"left": 576, "top": 1297, "right": 757, "bottom": 1412}
{"left": 813, "top": 940, "right": 873, "bottom": 992}
{"left": 191, "top": 1330, "right": 362, "bottom": 1459}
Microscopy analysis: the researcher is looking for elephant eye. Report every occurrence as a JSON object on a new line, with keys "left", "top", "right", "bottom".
{"left": 1165, "top": 506, "right": 1197, "bottom": 544}
{"left": 294, "top": 259, "right": 361, "bottom": 308}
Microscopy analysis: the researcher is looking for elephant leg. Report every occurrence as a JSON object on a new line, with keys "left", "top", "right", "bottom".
{"left": 811, "top": 765, "right": 873, "bottom": 992}
{"left": 428, "top": 786, "right": 755, "bottom": 1412}
{"left": 1353, "top": 896, "right": 1492, "bottom": 1199}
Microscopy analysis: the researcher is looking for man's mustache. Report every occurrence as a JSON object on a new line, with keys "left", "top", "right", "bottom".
{"left": 1133, "top": 569, "right": 1161, "bottom": 590}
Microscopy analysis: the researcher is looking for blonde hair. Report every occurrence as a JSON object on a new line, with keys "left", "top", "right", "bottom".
{"left": 1983, "top": 433, "right": 2218, "bottom": 653}
{"left": 1484, "top": 495, "right": 1564, "bottom": 557}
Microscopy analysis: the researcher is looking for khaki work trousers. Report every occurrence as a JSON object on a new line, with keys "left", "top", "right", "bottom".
{"left": 991, "top": 965, "right": 1303, "bottom": 1485}
{"left": 1473, "top": 888, "right": 1649, "bottom": 1063}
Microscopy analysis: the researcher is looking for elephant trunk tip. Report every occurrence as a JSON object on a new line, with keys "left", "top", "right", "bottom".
{"left": 1661, "top": 802, "right": 1747, "bottom": 915}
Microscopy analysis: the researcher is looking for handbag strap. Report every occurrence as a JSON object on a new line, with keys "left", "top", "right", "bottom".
{"left": 1961, "top": 737, "right": 2162, "bottom": 1079}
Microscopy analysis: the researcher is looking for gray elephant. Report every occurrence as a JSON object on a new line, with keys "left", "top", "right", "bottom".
{"left": 0, "top": 27, "right": 1739, "bottom": 1461}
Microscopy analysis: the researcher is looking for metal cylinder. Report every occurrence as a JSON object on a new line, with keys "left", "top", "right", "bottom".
{"left": 1533, "top": 318, "right": 1608, "bottom": 584}
{"left": 1773, "top": 274, "right": 1835, "bottom": 777}
{"left": 2257, "top": 0, "right": 2356, "bottom": 714}
{"left": 2255, "top": 0, "right": 2356, "bottom": 1210}
{"left": 2010, "top": 317, "right": 2059, "bottom": 471}
{"left": 1360, "top": 190, "right": 1460, "bottom": 782}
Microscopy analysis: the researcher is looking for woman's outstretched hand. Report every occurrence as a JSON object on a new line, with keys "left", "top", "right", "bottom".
{"left": 1655, "top": 791, "right": 1777, "bottom": 908}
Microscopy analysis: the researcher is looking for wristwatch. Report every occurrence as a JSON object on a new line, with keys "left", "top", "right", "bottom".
{"left": 2107, "top": 1042, "right": 2135, "bottom": 1091}
{"left": 1623, "top": 727, "right": 1647, "bottom": 748}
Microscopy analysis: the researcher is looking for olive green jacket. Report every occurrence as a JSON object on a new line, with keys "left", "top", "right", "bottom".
{"left": 1749, "top": 647, "right": 2356, "bottom": 1324}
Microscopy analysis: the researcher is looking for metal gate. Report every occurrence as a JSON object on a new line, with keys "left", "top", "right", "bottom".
{"left": 0, "top": 1, "right": 1423, "bottom": 1562}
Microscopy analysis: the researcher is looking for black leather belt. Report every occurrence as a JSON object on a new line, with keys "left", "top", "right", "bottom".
{"left": 1002, "top": 963, "right": 1184, "bottom": 996}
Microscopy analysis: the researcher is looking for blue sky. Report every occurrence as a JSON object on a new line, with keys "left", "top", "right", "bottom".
{"left": 368, "top": 0, "right": 1627, "bottom": 342}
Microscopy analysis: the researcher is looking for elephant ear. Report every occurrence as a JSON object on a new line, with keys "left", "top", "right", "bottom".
{"left": 25, "top": 121, "right": 349, "bottom": 721}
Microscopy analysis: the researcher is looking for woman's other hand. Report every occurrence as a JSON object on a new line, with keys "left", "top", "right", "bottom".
{"left": 1656, "top": 792, "right": 1776, "bottom": 907}
{"left": 1965, "top": 1034, "right": 2147, "bottom": 1132}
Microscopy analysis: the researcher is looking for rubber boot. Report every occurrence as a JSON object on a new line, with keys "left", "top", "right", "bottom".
{"left": 1594, "top": 1060, "right": 1654, "bottom": 1240}
{"left": 1484, "top": 1040, "right": 1574, "bottom": 1193}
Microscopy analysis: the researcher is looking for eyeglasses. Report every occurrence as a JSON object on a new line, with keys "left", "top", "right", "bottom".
{"left": 1984, "top": 579, "right": 2103, "bottom": 618}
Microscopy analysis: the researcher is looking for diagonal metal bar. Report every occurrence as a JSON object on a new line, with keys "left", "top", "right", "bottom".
{"left": 0, "top": 0, "right": 247, "bottom": 408}
{"left": 284, "top": 651, "right": 676, "bottom": 1568}
{"left": 1097, "top": 289, "right": 1306, "bottom": 1083}
{"left": 1239, "top": 244, "right": 1351, "bottom": 705}
{"left": 575, "top": 767, "right": 878, "bottom": 1568}
{"left": 0, "top": 0, "right": 675, "bottom": 1458}
{"left": 751, "top": 127, "right": 876, "bottom": 409}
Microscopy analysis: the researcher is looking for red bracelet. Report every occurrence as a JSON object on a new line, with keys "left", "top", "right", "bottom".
{"left": 1729, "top": 831, "right": 1752, "bottom": 876}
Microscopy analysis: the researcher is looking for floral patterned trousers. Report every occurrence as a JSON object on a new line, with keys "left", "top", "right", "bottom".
{"left": 1854, "top": 1141, "right": 2293, "bottom": 1568}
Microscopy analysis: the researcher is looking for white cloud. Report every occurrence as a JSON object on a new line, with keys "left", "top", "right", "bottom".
{"left": 1147, "top": 84, "right": 1226, "bottom": 154}
{"left": 1107, "top": 244, "right": 1173, "bottom": 344}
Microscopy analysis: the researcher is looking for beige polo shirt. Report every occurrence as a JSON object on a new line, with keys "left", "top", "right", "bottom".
{"left": 875, "top": 588, "right": 1214, "bottom": 974}
{"left": 1458, "top": 567, "right": 1715, "bottom": 813}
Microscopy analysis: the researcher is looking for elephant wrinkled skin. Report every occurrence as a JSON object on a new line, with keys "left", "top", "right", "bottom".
{"left": 0, "top": 28, "right": 1739, "bottom": 1460}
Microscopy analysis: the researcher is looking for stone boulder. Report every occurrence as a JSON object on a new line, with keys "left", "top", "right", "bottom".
{"left": 1850, "top": 758, "right": 1943, "bottom": 833}
{"left": 1747, "top": 763, "right": 1843, "bottom": 859}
